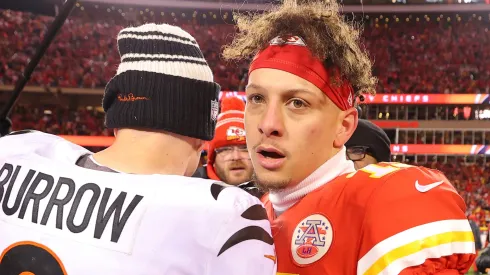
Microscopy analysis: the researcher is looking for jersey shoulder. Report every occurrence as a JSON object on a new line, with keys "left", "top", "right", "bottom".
{"left": 355, "top": 163, "right": 473, "bottom": 275}
{"left": 0, "top": 130, "right": 90, "bottom": 163}
{"left": 162, "top": 178, "right": 273, "bottom": 262}
{"left": 153, "top": 176, "right": 266, "bottom": 220}
{"left": 340, "top": 162, "right": 462, "bottom": 208}
{"left": 206, "top": 180, "right": 267, "bottom": 220}
{"left": 344, "top": 162, "right": 454, "bottom": 192}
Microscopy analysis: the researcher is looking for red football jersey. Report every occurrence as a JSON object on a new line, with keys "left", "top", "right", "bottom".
{"left": 262, "top": 162, "right": 476, "bottom": 275}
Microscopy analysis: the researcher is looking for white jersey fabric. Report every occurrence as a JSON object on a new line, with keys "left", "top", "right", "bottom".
{"left": 0, "top": 131, "right": 276, "bottom": 275}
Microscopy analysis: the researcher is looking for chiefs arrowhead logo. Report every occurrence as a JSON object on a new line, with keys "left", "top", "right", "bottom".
{"left": 226, "top": 126, "right": 246, "bottom": 141}
{"left": 269, "top": 35, "right": 307, "bottom": 47}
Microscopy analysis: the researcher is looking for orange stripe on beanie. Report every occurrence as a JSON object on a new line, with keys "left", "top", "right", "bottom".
{"left": 206, "top": 96, "right": 246, "bottom": 180}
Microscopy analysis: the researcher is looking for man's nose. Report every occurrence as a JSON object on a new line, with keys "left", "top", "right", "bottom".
{"left": 257, "top": 103, "right": 284, "bottom": 138}
{"left": 229, "top": 147, "right": 242, "bottom": 160}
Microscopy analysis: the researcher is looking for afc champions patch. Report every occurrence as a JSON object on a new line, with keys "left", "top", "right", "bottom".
{"left": 291, "top": 214, "right": 333, "bottom": 266}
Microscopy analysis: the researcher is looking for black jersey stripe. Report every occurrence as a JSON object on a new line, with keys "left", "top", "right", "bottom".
{"left": 217, "top": 226, "right": 273, "bottom": 256}
{"left": 241, "top": 204, "right": 268, "bottom": 221}
{"left": 6, "top": 129, "right": 37, "bottom": 136}
{"left": 210, "top": 182, "right": 227, "bottom": 200}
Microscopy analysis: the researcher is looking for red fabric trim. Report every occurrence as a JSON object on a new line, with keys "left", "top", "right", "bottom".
{"left": 249, "top": 43, "right": 354, "bottom": 111}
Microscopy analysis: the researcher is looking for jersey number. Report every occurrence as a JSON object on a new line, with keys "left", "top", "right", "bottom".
{"left": 347, "top": 163, "right": 413, "bottom": 179}
{"left": 0, "top": 241, "right": 67, "bottom": 275}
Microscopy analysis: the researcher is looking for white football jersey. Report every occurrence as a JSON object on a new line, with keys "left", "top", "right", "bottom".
{"left": 0, "top": 131, "right": 276, "bottom": 275}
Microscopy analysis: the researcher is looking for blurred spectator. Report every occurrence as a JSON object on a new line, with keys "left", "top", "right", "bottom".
{"left": 0, "top": 9, "right": 488, "bottom": 93}
{"left": 196, "top": 96, "right": 253, "bottom": 186}
{"left": 9, "top": 104, "right": 111, "bottom": 137}
{"left": 345, "top": 119, "right": 392, "bottom": 169}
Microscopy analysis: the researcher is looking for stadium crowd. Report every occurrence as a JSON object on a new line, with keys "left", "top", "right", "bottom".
{"left": 0, "top": 8, "right": 489, "bottom": 93}
{"left": 424, "top": 160, "right": 490, "bottom": 228}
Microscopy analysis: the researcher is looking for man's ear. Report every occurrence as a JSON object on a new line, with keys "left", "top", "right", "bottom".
{"left": 333, "top": 107, "right": 358, "bottom": 148}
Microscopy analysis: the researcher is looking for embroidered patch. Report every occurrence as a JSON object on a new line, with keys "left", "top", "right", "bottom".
{"left": 269, "top": 35, "right": 307, "bottom": 47}
{"left": 117, "top": 93, "right": 149, "bottom": 102}
{"left": 347, "top": 92, "right": 353, "bottom": 107}
{"left": 226, "top": 126, "right": 246, "bottom": 141}
{"left": 291, "top": 214, "right": 333, "bottom": 266}
{"left": 210, "top": 99, "right": 219, "bottom": 121}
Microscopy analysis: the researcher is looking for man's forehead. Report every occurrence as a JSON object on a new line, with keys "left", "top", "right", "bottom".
{"left": 245, "top": 83, "right": 266, "bottom": 91}
{"left": 247, "top": 68, "right": 324, "bottom": 92}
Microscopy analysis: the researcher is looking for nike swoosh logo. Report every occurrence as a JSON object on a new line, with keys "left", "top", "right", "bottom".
{"left": 415, "top": 180, "right": 445, "bottom": 193}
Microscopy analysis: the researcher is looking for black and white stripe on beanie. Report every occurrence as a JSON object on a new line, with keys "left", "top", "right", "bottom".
{"left": 103, "top": 23, "right": 220, "bottom": 141}
{"left": 116, "top": 24, "right": 214, "bottom": 83}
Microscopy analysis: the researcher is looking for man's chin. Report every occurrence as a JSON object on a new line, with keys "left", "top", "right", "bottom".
{"left": 252, "top": 171, "right": 291, "bottom": 192}
{"left": 226, "top": 173, "right": 252, "bottom": 186}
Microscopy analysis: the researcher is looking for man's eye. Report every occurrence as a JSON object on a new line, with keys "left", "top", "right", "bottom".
{"left": 288, "top": 99, "right": 307, "bottom": 109}
{"left": 248, "top": 95, "right": 264, "bottom": 104}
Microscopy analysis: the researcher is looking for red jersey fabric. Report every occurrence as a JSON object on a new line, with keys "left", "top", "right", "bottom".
{"left": 262, "top": 162, "right": 476, "bottom": 275}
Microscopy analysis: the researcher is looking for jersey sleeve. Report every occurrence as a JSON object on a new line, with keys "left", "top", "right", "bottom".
{"left": 206, "top": 184, "right": 276, "bottom": 275}
{"left": 356, "top": 165, "right": 476, "bottom": 275}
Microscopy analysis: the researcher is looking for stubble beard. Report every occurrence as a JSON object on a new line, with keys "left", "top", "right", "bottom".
{"left": 215, "top": 160, "right": 253, "bottom": 185}
{"left": 252, "top": 172, "right": 292, "bottom": 193}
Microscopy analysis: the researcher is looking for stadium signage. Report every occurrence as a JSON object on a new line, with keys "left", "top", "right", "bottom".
{"left": 365, "top": 94, "right": 430, "bottom": 104}
{"left": 391, "top": 144, "right": 490, "bottom": 155}
{"left": 220, "top": 91, "right": 490, "bottom": 105}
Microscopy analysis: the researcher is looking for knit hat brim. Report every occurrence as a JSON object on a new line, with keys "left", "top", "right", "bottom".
{"left": 104, "top": 70, "right": 220, "bottom": 141}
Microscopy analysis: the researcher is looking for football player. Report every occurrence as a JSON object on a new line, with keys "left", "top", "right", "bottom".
{"left": 222, "top": 0, "right": 476, "bottom": 274}
{"left": 0, "top": 23, "right": 276, "bottom": 275}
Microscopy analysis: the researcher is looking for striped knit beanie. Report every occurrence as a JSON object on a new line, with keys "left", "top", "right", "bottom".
{"left": 103, "top": 23, "right": 221, "bottom": 141}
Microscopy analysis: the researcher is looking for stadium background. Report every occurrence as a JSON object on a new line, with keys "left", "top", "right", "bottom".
{"left": 1, "top": 0, "right": 489, "bottom": 273}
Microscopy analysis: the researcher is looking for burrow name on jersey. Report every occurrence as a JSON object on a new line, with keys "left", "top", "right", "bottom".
{"left": 0, "top": 162, "right": 145, "bottom": 253}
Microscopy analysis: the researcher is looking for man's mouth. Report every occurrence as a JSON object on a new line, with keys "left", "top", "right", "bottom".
{"left": 255, "top": 146, "right": 286, "bottom": 170}
{"left": 257, "top": 147, "right": 285, "bottom": 159}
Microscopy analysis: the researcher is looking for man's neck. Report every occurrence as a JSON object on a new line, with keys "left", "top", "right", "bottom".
{"left": 268, "top": 147, "right": 355, "bottom": 213}
{"left": 93, "top": 138, "right": 191, "bottom": 176}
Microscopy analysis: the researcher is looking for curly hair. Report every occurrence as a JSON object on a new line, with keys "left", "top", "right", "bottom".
{"left": 222, "top": 0, "right": 377, "bottom": 97}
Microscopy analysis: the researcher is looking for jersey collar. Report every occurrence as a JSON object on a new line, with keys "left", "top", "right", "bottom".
{"left": 268, "top": 147, "right": 355, "bottom": 213}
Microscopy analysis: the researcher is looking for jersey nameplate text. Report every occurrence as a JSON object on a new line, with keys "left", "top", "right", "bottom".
{"left": 0, "top": 162, "right": 146, "bottom": 254}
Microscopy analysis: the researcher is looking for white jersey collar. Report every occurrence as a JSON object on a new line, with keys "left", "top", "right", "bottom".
{"left": 268, "top": 147, "right": 355, "bottom": 213}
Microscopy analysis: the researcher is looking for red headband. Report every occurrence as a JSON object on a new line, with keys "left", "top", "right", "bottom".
{"left": 249, "top": 36, "right": 354, "bottom": 111}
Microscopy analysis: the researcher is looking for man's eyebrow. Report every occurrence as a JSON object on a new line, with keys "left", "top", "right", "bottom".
{"left": 245, "top": 83, "right": 265, "bottom": 91}
{"left": 282, "top": 88, "right": 316, "bottom": 96}
{"left": 246, "top": 84, "right": 314, "bottom": 95}
{"left": 245, "top": 84, "right": 324, "bottom": 102}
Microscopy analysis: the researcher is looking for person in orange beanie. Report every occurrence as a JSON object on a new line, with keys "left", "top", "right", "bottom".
{"left": 205, "top": 96, "right": 254, "bottom": 185}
